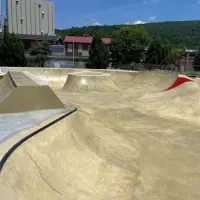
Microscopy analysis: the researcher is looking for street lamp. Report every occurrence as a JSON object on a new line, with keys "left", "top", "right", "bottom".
{"left": 72, "top": 36, "right": 74, "bottom": 68}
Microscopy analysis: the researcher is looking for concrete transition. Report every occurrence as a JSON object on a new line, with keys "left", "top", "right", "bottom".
{"left": 1, "top": 69, "right": 200, "bottom": 200}
{"left": 163, "top": 75, "right": 195, "bottom": 91}
{"left": 0, "top": 71, "right": 64, "bottom": 113}
{"left": 62, "top": 71, "right": 119, "bottom": 92}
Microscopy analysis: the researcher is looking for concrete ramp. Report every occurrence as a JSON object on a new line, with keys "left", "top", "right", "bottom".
{"left": 0, "top": 110, "right": 140, "bottom": 200}
{"left": 62, "top": 71, "right": 119, "bottom": 93}
{"left": 0, "top": 72, "right": 15, "bottom": 100}
{"left": 130, "top": 72, "right": 178, "bottom": 91}
{"left": 0, "top": 72, "right": 64, "bottom": 113}
{"left": 163, "top": 75, "right": 195, "bottom": 91}
{"left": 137, "top": 74, "right": 199, "bottom": 102}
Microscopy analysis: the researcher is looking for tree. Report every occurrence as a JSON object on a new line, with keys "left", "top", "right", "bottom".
{"left": 29, "top": 41, "right": 49, "bottom": 56}
{"left": 193, "top": 45, "right": 200, "bottom": 71}
{"left": 145, "top": 36, "right": 163, "bottom": 65}
{"left": 0, "top": 19, "right": 25, "bottom": 66}
{"left": 170, "top": 44, "right": 186, "bottom": 65}
{"left": 145, "top": 36, "right": 176, "bottom": 66}
{"left": 28, "top": 41, "right": 50, "bottom": 67}
{"left": 110, "top": 26, "right": 149, "bottom": 66}
{"left": 86, "top": 33, "right": 109, "bottom": 69}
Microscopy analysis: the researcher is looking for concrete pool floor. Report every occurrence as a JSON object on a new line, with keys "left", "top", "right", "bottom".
{"left": 0, "top": 69, "right": 200, "bottom": 200}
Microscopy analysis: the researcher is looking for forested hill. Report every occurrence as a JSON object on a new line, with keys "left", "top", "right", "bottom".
{"left": 55, "top": 20, "right": 200, "bottom": 49}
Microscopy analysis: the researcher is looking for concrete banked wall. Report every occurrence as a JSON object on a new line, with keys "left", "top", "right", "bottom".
{"left": 0, "top": 71, "right": 64, "bottom": 113}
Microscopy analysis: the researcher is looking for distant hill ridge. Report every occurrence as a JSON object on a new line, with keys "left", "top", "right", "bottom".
{"left": 55, "top": 20, "right": 200, "bottom": 49}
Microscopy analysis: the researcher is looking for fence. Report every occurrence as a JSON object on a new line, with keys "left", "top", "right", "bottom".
{"left": 112, "top": 63, "right": 200, "bottom": 73}
{"left": 44, "top": 59, "right": 86, "bottom": 68}
{"left": 113, "top": 63, "right": 178, "bottom": 71}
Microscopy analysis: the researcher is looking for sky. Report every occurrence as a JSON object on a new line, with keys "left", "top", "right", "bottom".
{"left": 54, "top": 0, "right": 200, "bottom": 29}
{"left": 1, "top": 0, "right": 200, "bottom": 29}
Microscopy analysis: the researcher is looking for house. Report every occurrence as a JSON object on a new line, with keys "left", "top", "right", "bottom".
{"left": 64, "top": 36, "right": 111, "bottom": 60}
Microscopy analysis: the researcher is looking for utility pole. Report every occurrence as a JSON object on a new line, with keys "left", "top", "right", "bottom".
{"left": 185, "top": 49, "right": 189, "bottom": 73}
{"left": 72, "top": 36, "right": 75, "bottom": 68}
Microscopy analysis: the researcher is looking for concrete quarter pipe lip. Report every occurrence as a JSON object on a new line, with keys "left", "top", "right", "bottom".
{"left": 0, "top": 107, "right": 77, "bottom": 173}
{"left": 163, "top": 76, "right": 195, "bottom": 92}
{"left": 69, "top": 71, "right": 111, "bottom": 76}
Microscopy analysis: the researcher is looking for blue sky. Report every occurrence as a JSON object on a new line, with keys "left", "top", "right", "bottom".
{"left": 54, "top": 0, "right": 200, "bottom": 29}
{"left": 1, "top": 0, "right": 200, "bottom": 29}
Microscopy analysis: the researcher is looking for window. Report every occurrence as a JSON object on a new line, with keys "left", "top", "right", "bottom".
{"left": 82, "top": 44, "right": 88, "bottom": 50}
{"left": 68, "top": 43, "right": 72, "bottom": 52}
{"left": 78, "top": 44, "right": 82, "bottom": 53}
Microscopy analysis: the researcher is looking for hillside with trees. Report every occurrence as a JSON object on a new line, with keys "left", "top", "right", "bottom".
{"left": 56, "top": 20, "right": 200, "bottom": 49}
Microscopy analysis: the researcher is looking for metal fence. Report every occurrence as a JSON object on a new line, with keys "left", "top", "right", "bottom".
{"left": 44, "top": 59, "right": 86, "bottom": 68}
{"left": 113, "top": 63, "right": 179, "bottom": 71}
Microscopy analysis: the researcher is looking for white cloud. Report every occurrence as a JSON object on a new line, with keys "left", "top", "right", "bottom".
{"left": 91, "top": 22, "right": 102, "bottom": 26}
{"left": 133, "top": 20, "right": 147, "bottom": 24}
{"left": 134, "top": 20, "right": 146, "bottom": 24}
{"left": 125, "top": 20, "right": 147, "bottom": 25}
{"left": 148, "top": 16, "right": 156, "bottom": 21}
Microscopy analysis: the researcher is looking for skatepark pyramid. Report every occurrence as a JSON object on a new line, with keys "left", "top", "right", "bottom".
{"left": 0, "top": 72, "right": 64, "bottom": 113}
{"left": 62, "top": 71, "right": 119, "bottom": 93}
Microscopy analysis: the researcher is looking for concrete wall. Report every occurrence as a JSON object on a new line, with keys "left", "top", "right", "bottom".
{"left": 7, "top": 0, "right": 55, "bottom": 36}
{"left": 0, "top": 67, "right": 138, "bottom": 78}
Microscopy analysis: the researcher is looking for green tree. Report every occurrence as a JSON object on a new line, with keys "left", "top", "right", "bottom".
{"left": 29, "top": 41, "right": 49, "bottom": 56}
{"left": 145, "top": 36, "right": 174, "bottom": 66}
{"left": 28, "top": 41, "right": 50, "bottom": 67}
{"left": 169, "top": 44, "right": 186, "bottom": 65}
{"left": 193, "top": 45, "right": 200, "bottom": 71}
{"left": 110, "top": 26, "right": 149, "bottom": 66}
{"left": 145, "top": 36, "right": 163, "bottom": 65}
{"left": 0, "top": 19, "right": 25, "bottom": 66}
{"left": 86, "top": 33, "right": 109, "bottom": 69}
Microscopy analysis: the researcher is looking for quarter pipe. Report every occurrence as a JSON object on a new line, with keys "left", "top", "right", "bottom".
{"left": 0, "top": 72, "right": 64, "bottom": 113}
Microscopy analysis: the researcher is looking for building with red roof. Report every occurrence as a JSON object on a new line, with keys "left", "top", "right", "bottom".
{"left": 64, "top": 36, "right": 112, "bottom": 60}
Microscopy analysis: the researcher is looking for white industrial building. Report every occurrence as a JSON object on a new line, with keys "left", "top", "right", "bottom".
{"left": 6, "top": 0, "right": 55, "bottom": 36}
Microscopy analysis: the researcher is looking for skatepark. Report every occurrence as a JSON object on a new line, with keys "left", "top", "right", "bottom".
{"left": 0, "top": 67, "right": 200, "bottom": 200}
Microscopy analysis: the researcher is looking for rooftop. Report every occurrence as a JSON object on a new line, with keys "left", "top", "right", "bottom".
{"left": 0, "top": 32, "right": 57, "bottom": 41}
{"left": 64, "top": 36, "right": 111, "bottom": 45}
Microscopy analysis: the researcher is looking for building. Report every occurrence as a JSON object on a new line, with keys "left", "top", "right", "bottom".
{"left": 43, "top": 36, "right": 112, "bottom": 68}
{"left": 64, "top": 36, "right": 111, "bottom": 60}
{"left": 2, "top": 0, "right": 56, "bottom": 48}
{"left": 178, "top": 49, "right": 197, "bottom": 71}
{"left": 7, "top": 0, "right": 55, "bottom": 36}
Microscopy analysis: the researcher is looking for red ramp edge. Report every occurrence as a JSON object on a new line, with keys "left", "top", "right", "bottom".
{"left": 163, "top": 76, "right": 194, "bottom": 92}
